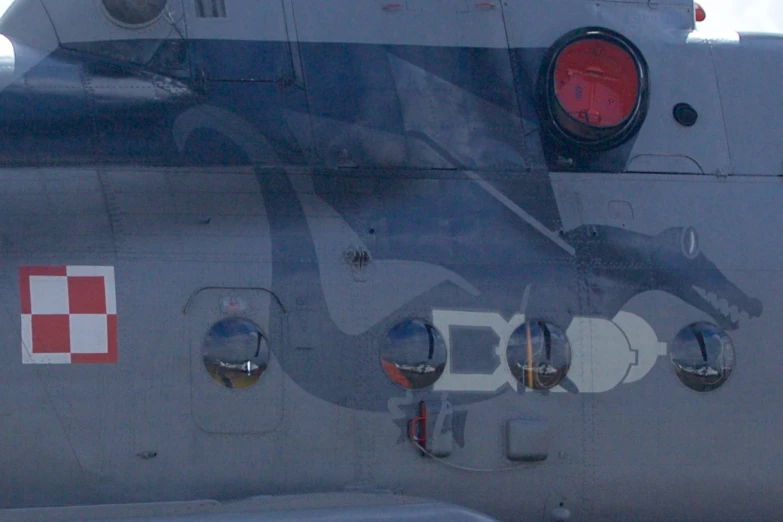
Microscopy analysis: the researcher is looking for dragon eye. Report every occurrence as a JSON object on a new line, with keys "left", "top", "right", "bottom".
{"left": 102, "top": 0, "right": 168, "bottom": 27}
{"left": 681, "top": 227, "right": 700, "bottom": 259}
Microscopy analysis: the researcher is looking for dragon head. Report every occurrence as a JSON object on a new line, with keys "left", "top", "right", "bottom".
{"left": 565, "top": 225, "right": 762, "bottom": 330}
{"left": 650, "top": 227, "right": 762, "bottom": 330}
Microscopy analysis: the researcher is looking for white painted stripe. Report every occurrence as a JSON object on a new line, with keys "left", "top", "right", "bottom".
{"left": 65, "top": 265, "right": 114, "bottom": 278}
{"left": 26, "top": 353, "right": 71, "bottom": 364}
{"left": 20, "top": 313, "right": 32, "bottom": 364}
{"left": 104, "top": 269, "right": 117, "bottom": 315}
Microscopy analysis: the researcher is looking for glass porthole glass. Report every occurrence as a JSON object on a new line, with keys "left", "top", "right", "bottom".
{"left": 554, "top": 38, "right": 640, "bottom": 129}
{"left": 102, "top": 0, "right": 168, "bottom": 27}
{"left": 202, "top": 317, "right": 268, "bottom": 390}
{"left": 381, "top": 319, "right": 446, "bottom": 390}
{"left": 507, "top": 320, "right": 571, "bottom": 390}
{"left": 670, "top": 323, "right": 734, "bottom": 392}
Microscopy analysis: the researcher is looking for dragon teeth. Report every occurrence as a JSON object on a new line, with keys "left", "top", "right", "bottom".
{"left": 692, "top": 285, "right": 744, "bottom": 322}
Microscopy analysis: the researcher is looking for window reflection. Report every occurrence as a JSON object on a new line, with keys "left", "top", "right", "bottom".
{"left": 380, "top": 320, "right": 446, "bottom": 390}
{"left": 202, "top": 317, "right": 268, "bottom": 390}
{"left": 670, "top": 323, "right": 734, "bottom": 392}
{"left": 507, "top": 320, "right": 571, "bottom": 390}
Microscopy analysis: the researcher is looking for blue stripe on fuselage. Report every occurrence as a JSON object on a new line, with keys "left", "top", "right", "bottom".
{"left": 0, "top": 38, "right": 637, "bottom": 172}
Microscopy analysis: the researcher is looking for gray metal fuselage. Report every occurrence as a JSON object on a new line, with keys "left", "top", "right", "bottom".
{"left": 0, "top": 1, "right": 779, "bottom": 521}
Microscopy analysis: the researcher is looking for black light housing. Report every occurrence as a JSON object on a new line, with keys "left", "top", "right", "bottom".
{"left": 101, "top": 0, "right": 168, "bottom": 27}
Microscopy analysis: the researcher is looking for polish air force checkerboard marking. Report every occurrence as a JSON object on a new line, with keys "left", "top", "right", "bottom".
{"left": 20, "top": 266, "right": 117, "bottom": 364}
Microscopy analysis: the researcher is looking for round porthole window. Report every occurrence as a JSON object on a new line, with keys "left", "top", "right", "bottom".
{"left": 202, "top": 317, "right": 269, "bottom": 390}
{"left": 101, "top": 0, "right": 167, "bottom": 27}
{"left": 507, "top": 320, "right": 571, "bottom": 390}
{"left": 670, "top": 323, "right": 734, "bottom": 392}
{"left": 380, "top": 319, "right": 447, "bottom": 390}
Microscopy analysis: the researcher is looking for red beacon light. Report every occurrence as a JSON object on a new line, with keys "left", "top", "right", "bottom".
{"left": 538, "top": 28, "right": 650, "bottom": 151}
{"left": 695, "top": 3, "right": 706, "bottom": 22}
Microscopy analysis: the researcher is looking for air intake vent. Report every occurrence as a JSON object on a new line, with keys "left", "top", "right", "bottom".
{"left": 195, "top": 0, "right": 227, "bottom": 18}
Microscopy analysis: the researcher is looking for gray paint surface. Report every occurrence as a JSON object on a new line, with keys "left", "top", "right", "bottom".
{"left": 0, "top": 1, "right": 779, "bottom": 521}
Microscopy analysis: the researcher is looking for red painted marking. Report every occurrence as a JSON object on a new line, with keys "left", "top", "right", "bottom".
{"left": 382, "top": 3, "right": 403, "bottom": 11}
{"left": 554, "top": 39, "right": 639, "bottom": 128}
{"left": 475, "top": 1, "right": 495, "bottom": 8}
{"left": 68, "top": 277, "right": 107, "bottom": 314}
{"left": 19, "top": 273, "right": 31, "bottom": 315}
{"left": 31, "top": 315, "right": 70, "bottom": 354}
{"left": 19, "top": 266, "right": 67, "bottom": 277}
{"left": 107, "top": 314, "right": 118, "bottom": 363}
{"left": 71, "top": 354, "right": 103, "bottom": 363}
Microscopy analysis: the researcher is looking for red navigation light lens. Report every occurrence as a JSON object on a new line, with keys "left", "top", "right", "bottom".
{"left": 554, "top": 39, "right": 640, "bottom": 129}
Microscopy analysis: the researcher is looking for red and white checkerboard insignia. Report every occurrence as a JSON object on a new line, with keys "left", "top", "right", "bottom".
{"left": 19, "top": 266, "right": 117, "bottom": 364}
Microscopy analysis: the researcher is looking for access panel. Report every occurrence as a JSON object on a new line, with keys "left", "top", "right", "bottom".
{"left": 186, "top": 287, "right": 285, "bottom": 434}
